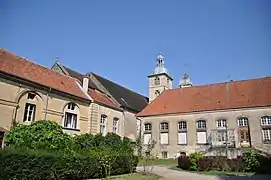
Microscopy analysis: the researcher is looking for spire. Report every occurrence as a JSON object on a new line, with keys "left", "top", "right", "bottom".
{"left": 153, "top": 53, "right": 168, "bottom": 75}
{"left": 179, "top": 73, "right": 193, "bottom": 88}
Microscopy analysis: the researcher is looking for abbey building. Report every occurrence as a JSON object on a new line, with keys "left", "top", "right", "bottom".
{"left": 138, "top": 54, "right": 271, "bottom": 158}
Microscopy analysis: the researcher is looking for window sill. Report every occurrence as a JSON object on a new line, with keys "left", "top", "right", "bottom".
{"left": 62, "top": 127, "right": 80, "bottom": 131}
{"left": 263, "top": 141, "right": 271, "bottom": 144}
{"left": 196, "top": 143, "right": 209, "bottom": 145}
{"left": 178, "top": 144, "right": 187, "bottom": 146}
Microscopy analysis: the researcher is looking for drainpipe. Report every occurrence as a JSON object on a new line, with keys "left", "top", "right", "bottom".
{"left": 44, "top": 88, "right": 52, "bottom": 120}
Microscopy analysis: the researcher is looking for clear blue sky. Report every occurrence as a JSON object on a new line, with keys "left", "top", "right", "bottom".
{"left": 1, "top": 0, "right": 270, "bottom": 96}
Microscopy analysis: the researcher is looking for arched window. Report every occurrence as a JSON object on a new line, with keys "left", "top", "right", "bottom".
{"left": 143, "top": 123, "right": 152, "bottom": 145}
{"left": 196, "top": 120, "right": 207, "bottom": 144}
{"left": 160, "top": 122, "right": 169, "bottom": 145}
{"left": 113, "top": 117, "right": 119, "bottom": 133}
{"left": 154, "top": 77, "right": 160, "bottom": 85}
{"left": 178, "top": 121, "right": 187, "bottom": 145}
{"left": 100, "top": 114, "right": 107, "bottom": 135}
{"left": 23, "top": 92, "right": 37, "bottom": 122}
{"left": 155, "top": 90, "right": 160, "bottom": 97}
{"left": 63, "top": 102, "right": 79, "bottom": 129}
{"left": 261, "top": 116, "right": 271, "bottom": 142}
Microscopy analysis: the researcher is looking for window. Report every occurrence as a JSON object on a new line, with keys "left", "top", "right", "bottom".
{"left": 113, "top": 118, "right": 119, "bottom": 133}
{"left": 197, "top": 120, "right": 206, "bottom": 129}
{"left": 217, "top": 130, "right": 227, "bottom": 142}
{"left": 238, "top": 117, "right": 249, "bottom": 127}
{"left": 27, "top": 93, "right": 36, "bottom": 100}
{"left": 144, "top": 123, "right": 152, "bottom": 131}
{"left": 100, "top": 115, "right": 107, "bottom": 135}
{"left": 154, "top": 77, "right": 160, "bottom": 85}
{"left": 23, "top": 103, "right": 36, "bottom": 122}
{"left": 217, "top": 119, "right": 227, "bottom": 128}
{"left": 143, "top": 133, "right": 151, "bottom": 145}
{"left": 162, "top": 151, "right": 168, "bottom": 159}
{"left": 178, "top": 121, "right": 187, "bottom": 145}
{"left": 262, "top": 129, "right": 271, "bottom": 142}
{"left": 240, "top": 131, "right": 250, "bottom": 142}
{"left": 160, "top": 122, "right": 169, "bottom": 131}
{"left": 178, "top": 121, "right": 187, "bottom": 130}
{"left": 63, "top": 103, "right": 78, "bottom": 129}
{"left": 196, "top": 120, "right": 207, "bottom": 144}
{"left": 155, "top": 90, "right": 160, "bottom": 97}
{"left": 261, "top": 116, "right": 271, "bottom": 125}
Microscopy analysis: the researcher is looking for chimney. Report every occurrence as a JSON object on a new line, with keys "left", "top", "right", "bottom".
{"left": 83, "top": 76, "right": 89, "bottom": 93}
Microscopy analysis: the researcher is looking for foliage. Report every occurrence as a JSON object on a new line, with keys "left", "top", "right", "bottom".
{"left": 188, "top": 152, "right": 203, "bottom": 171}
{"left": 178, "top": 156, "right": 191, "bottom": 170}
{"left": 243, "top": 149, "right": 261, "bottom": 172}
{"left": 4, "top": 120, "right": 73, "bottom": 152}
{"left": 0, "top": 148, "right": 138, "bottom": 180}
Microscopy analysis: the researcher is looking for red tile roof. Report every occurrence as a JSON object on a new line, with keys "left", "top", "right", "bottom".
{"left": 0, "top": 49, "right": 89, "bottom": 100}
{"left": 137, "top": 77, "right": 271, "bottom": 117}
{"left": 88, "top": 89, "right": 120, "bottom": 110}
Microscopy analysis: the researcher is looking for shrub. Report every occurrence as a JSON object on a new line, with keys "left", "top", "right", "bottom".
{"left": 4, "top": 120, "right": 73, "bottom": 152}
{"left": 243, "top": 149, "right": 261, "bottom": 172}
{"left": 0, "top": 148, "right": 139, "bottom": 180}
{"left": 178, "top": 156, "right": 191, "bottom": 170}
{"left": 189, "top": 152, "right": 203, "bottom": 171}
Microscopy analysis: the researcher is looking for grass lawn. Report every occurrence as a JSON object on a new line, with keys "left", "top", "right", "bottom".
{"left": 138, "top": 158, "right": 177, "bottom": 166}
{"left": 107, "top": 173, "right": 163, "bottom": 180}
{"left": 169, "top": 166, "right": 254, "bottom": 176}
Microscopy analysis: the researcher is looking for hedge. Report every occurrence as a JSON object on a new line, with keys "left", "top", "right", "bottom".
{"left": 0, "top": 148, "right": 139, "bottom": 180}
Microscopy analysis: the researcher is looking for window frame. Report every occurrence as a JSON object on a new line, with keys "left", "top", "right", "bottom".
{"left": 63, "top": 102, "right": 79, "bottom": 130}
{"left": 100, "top": 114, "right": 107, "bottom": 135}
{"left": 238, "top": 117, "right": 249, "bottom": 127}
{"left": 216, "top": 119, "right": 227, "bottom": 128}
{"left": 113, "top": 117, "right": 119, "bottom": 133}
{"left": 23, "top": 103, "right": 36, "bottom": 122}
{"left": 154, "top": 76, "right": 160, "bottom": 85}
{"left": 144, "top": 123, "right": 152, "bottom": 132}
{"left": 178, "top": 121, "right": 187, "bottom": 131}
{"left": 261, "top": 116, "right": 271, "bottom": 126}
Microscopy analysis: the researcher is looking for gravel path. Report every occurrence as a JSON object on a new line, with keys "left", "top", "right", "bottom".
{"left": 136, "top": 166, "right": 271, "bottom": 180}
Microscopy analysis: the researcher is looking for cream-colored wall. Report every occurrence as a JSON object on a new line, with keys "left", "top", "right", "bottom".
{"left": 94, "top": 103, "right": 124, "bottom": 137}
{"left": 140, "top": 107, "right": 271, "bottom": 158}
{"left": 0, "top": 77, "right": 90, "bottom": 134}
{"left": 123, "top": 111, "right": 138, "bottom": 141}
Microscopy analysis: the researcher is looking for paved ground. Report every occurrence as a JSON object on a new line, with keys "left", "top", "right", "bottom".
{"left": 136, "top": 166, "right": 271, "bottom": 180}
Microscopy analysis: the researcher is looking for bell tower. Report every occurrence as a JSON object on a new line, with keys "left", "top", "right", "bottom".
{"left": 148, "top": 53, "right": 173, "bottom": 103}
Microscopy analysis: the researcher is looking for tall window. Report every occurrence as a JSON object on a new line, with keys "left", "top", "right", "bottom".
{"left": 113, "top": 118, "right": 119, "bottom": 133}
{"left": 154, "top": 77, "right": 160, "bottom": 85}
{"left": 178, "top": 121, "right": 187, "bottom": 145}
{"left": 217, "top": 119, "right": 227, "bottom": 128}
{"left": 100, "top": 115, "right": 107, "bottom": 135}
{"left": 23, "top": 103, "right": 36, "bottom": 122}
{"left": 160, "top": 122, "right": 169, "bottom": 144}
{"left": 63, "top": 103, "right": 78, "bottom": 129}
{"left": 196, "top": 120, "right": 207, "bottom": 144}
{"left": 237, "top": 117, "right": 250, "bottom": 145}
{"left": 144, "top": 123, "right": 152, "bottom": 145}
{"left": 261, "top": 116, "right": 271, "bottom": 142}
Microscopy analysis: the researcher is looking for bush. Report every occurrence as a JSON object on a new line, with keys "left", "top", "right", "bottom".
{"left": 243, "top": 149, "right": 261, "bottom": 172}
{"left": 189, "top": 152, "right": 203, "bottom": 171}
{"left": 178, "top": 156, "right": 191, "bottom": 170}
{"left": 0, "top": 148, "right": 139, "bottom": 180}
{"left": 4, "top": 120, "right": 73, "bottom": 152}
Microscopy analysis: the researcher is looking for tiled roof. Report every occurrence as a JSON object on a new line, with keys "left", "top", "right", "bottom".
{"left": 57, "top": 64, "right": 120, "bottom": 109}
{"left": 92, "top": 73, "right": 149, "bottom": 112}
{"left": 137, "top": 77, "right": 271, "bottom": 117}
{"left": 0, "top": 49, "right": 89, "bottom": 100}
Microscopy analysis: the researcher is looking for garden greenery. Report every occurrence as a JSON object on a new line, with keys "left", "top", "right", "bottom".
{"left": 1, "top": 120, "right": 138, "bottom": 180}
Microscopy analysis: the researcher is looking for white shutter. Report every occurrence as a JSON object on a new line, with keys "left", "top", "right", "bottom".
{"left": 144, "top": 133, "right": 151, "bottom": 145}
{"left": 178, "top": 132, "right": 187, "bottom": 144}
{"left": 160, "top": 133, "right": 169, "bottom": 144}
{"left": 197, "top": 131, "right": 207, "bottom": 144}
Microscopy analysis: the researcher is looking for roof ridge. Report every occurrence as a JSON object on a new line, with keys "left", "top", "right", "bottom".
{"left": 0, "top": 49, "right": 79, "bottom": 82}
{"left": 170, "top": 76, "right": 271, "bottom": 91}
{"left": 92, "top": 72, "right": 148, "bottom": 98}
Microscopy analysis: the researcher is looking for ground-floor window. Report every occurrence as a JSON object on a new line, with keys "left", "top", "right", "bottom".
{"left": 262, "top": 128, "right": 271, "bottom": 142}
{"left": 196, "top": 131, "right": 207, "bottom": 144}
{"left": 64, "top": 112, "right": 77, "bottom": 129}
{"left": 178, "top": 132, "right": 187, "bottom": 145}
{"left": 160, "top": 132, "right": 169, "bottom": 144}
{"left": 162, "top": 151, "right": 168, "bottom": 159}
{"left": 23, "top": 103, "right": 36, "bottom": 122}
